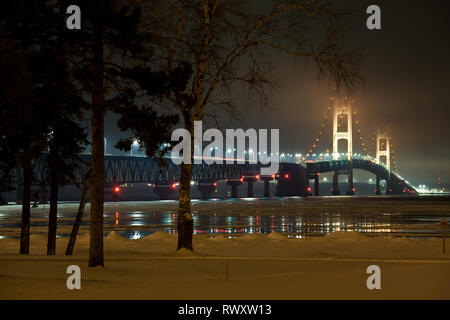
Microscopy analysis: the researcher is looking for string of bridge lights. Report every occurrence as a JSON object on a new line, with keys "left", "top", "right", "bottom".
{"left": 369, "top": 131, "right": 377, "bottom": 157}
{"left": 390, "top": 139, "right": 400, "bottom": 174}
{"left": 352, "top": 108, "right": 370, "bottom": 157}
{"left": 301, "top": 97, "right": 333, "bottom": 161}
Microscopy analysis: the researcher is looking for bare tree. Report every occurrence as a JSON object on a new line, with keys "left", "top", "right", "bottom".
{"left": 137, "top": 0, "right": 363, "bottom": 249}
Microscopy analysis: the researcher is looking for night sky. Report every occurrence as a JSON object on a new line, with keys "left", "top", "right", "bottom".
{"left": 104, "top": 0, "right": 450, "bottom": 186}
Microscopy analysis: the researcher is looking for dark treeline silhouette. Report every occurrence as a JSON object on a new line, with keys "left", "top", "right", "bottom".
{"left": 0, "top": 2, "right": 88, "bottom": 255}
{"left": 0, "top": 0, "right": 186, "bottom": 264}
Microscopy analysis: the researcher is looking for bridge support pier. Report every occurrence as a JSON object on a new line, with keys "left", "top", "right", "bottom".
{"left": 306, "top": 172, "right": 320, "bottom": 196}
{"left": 244, "top": 176, "right": 259, "bottom": 197}
{"left": 153, "top": 185, "right": 176, "bottom": 200}
{"left": 247, "top": 180, "right": 254, "bottom": 197}
{"left": 375, "top": 176, "right": 381, "bottom": 195}
{"left": 332, "top": 172, "right": 340, "bottom": 195}
{"left": 197, "top": 183, "right": 216, "bottom": 199}
{"left": 314, "top": 174, "right": 320, "bottom": 196}
{"left": 227, "top": 180, "right": 242, "bottom": 198}
{"left": 261, "top": 176, "right": 272, "bottom": 197}
{"left": 346, "top": 169, "right": 354, "bottom": 195}
{"left": 386, "top": 179, "right": 393, "bottom": 195}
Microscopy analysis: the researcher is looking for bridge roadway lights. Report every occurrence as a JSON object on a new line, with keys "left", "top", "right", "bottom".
{"left": 227, "top": 180, "right": 243, "bottom": 198}
{"left": 197, "top": 183, "right": 216, "bottom": 199}
{"left": 305, "top": 159, "right": 416, "bottom": 196}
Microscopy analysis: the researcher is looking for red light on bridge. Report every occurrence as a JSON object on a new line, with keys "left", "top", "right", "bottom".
{"left": 307, "top": 187, "right": 312, "bottom": 193}
{"left": 171, "top": 183, "right": 177, "bottom": 189}
{"left": 352, "top": 187, "right": 356, "bottom": 192}
{"left": 213, "top": 182, "right": 217, "bottom": 187}
{"left": 317, "top": 172, "right": 320, "bottom": 176}
{"left": 271, "top": 174, "right": 275, "bottom": 179}
{"left": 113, "top": 186, "right": 120, "bottom": 193}
{"left": 284, "top": 174, "right": 289, "bottom": 179}
{"left": 255, "top": 174, "right": 260, "bottom": 180}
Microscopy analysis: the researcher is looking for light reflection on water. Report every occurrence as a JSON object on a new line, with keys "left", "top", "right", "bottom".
{"left": 104, "top": 210, "right": 444, "bottom": 239}
{"left": 0, "top": 198, "right": 449, "bottom": 239}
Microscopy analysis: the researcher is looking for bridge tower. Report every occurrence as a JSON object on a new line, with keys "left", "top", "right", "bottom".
{"left": 376, "top": 131, "right": 390, "bottom": 171}
{"left": 375, "top": 131, "right": 391, "bottom": 195}
{"left": 332, "top": 98, "right": 353, "bottom": 161}
{"left": 331, "top": 98, "right": 354, "bottom": 195}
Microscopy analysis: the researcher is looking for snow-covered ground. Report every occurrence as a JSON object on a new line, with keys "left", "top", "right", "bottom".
{"left": 1, "top": 230, "right": 450, "bottom": 299}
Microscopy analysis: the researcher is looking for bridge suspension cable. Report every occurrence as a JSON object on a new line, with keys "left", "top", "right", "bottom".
{"left": 390, "top": 139, "right": 400, "bottom": 174}
{"left": 301, "top": 97, "right": 333, "bottom": 161}
{"left": 308, "top": 95, "right": 354, "bottom": 162}
{"left": 352, "top": 108, "right": 371, "bottom": 157}
{"left": 369, "top": 130, "right": 377, "bottom": 158}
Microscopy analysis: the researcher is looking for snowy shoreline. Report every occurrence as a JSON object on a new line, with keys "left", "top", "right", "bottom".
{"left": 1, "top": 230, "right": 450, "bottom": 299}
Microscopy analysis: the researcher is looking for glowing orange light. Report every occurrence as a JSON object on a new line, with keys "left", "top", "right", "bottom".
{"left": 113, "top": 186, "right": 120, "bottom": 193}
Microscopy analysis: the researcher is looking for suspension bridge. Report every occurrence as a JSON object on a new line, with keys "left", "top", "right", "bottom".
{"left": 20, "top": 95, "right": 417, "bottom": 199}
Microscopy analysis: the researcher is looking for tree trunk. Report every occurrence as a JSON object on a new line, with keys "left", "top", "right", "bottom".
{"left": 19, "top": 157, "right": 32, "bottom": 254}
{"left": 89, "top": 0, "right": 105, "bottom": 267}
{"left": 46, "top": 159, "right": 59, "bottom": 255}
{"left": 177, "top": 116, "right": 194, "bottom": 250}
{"left": 177, "top": 162, "right": 194, "bottom": 250}
{"left": 66, "top": 174, "right": 90, "bottom": 255}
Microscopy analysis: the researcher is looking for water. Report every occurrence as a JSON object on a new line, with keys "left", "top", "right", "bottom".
{"left": 0, "top": 196, "right": 449, "bottom": 239}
